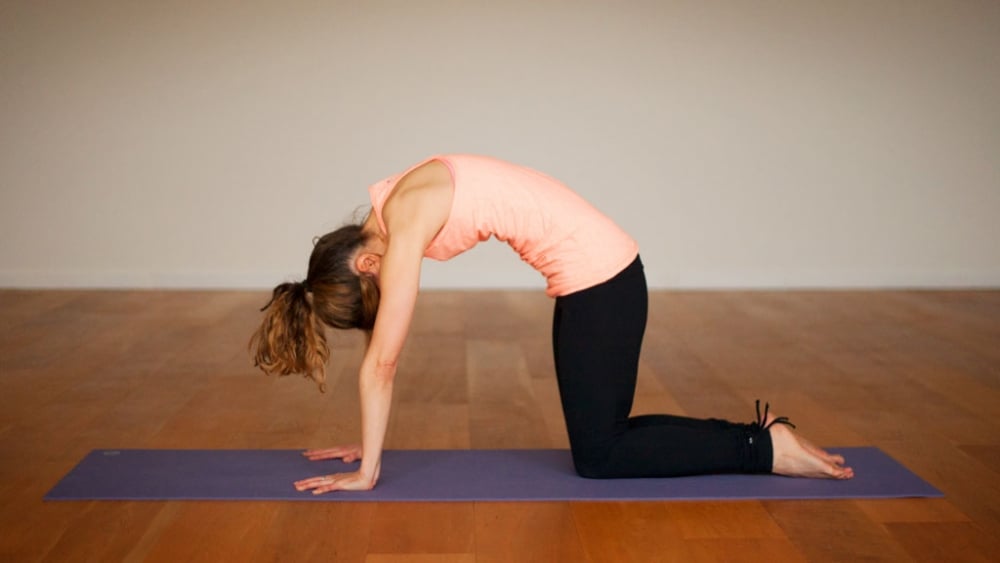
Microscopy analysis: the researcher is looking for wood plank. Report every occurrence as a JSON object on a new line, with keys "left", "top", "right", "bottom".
{"left": 764, "top": 499, "right": 914, "bottom": 561}
{"left": 249, "top": 502, "right": 375, "bottom": 563}
{"left": 366, "top": 555, "right": 474, "bottom": 563}
{"left": 473, "top": 502, "right": 586, "bottom": 562}
{"left": 367, "top": 503, "right": 475, "bottom": 555}
{"left": 571, "top": 501, "right": 685, "bottom": 561}
{"left": 667, "top": 501, "right": 787, "bottom": 539}
{"left": 856, "top": 498, "right": 970, "bottom": 524}
{"left": 680, "top": 538, "right": 809, "bottom": 563}
{"left": 466, "top": 339, "right": 550, "bottom": 449}
{"left": 137, "top": 502, "right": 281, "bottom": 563}
{"left": 886, "top": 521, "right": 1000, "bottom": 562}
{"left": 1, "top": 289, "right": 998, "bottom": 562}
{"left": 386, "top": 402, "right": 470, "bottom": 449}
{"left": 40, "top": 502, "right": 166, "bottom": 562}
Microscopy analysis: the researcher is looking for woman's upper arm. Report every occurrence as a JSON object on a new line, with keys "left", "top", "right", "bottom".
{"left": 364, "top": 236, "right": 423, "bottom": 375}
{"left": 363, "top": 162, "right": 454, "bottom": 374}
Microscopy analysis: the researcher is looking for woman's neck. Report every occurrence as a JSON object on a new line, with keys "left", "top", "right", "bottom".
{"left": 360, "top": 209, "right": 381, "bottom": 236}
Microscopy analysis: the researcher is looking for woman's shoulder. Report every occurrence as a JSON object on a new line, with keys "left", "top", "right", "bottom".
{"left": 381, "top": 160, "right": 454, "bottom": 242}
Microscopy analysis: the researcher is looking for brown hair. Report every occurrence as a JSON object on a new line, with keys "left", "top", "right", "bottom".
{"left": 249, "top": 224, "right": 381, "bottom": 392}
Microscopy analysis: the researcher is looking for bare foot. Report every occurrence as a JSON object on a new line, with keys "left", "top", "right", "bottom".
{"left": 767, "top": 413, "right": 854, "bottom": 479}
{"left": 797, "top": 434, "right": 847, "bottom": 467}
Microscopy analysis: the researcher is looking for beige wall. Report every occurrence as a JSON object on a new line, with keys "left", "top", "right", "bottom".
{"left": 2, "top": 0, "right": 998, "bottom": 289}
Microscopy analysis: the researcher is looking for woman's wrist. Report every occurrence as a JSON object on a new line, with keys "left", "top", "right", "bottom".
{"left": 358, "top": 461, "right": 380, "bottom": 485}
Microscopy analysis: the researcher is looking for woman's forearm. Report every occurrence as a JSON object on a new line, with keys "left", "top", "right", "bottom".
{"left": 357, "top": 362, "right": 396, "bottom": 485}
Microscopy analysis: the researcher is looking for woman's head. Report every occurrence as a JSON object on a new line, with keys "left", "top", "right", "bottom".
{"left": 249, "top": 223, "right": 381, "bottom": 392}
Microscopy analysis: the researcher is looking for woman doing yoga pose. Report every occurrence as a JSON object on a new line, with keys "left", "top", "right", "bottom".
{"left": 250, "top": 154, "right": 854, "bottom": 495}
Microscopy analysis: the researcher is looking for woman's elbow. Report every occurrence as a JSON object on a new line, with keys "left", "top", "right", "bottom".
{"left": 374, "top": 359, "right": 398, "bottom": 382}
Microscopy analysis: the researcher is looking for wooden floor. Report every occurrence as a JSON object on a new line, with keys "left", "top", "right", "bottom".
{"left": 1, "top": 289, "right": 998, "bottom": 562}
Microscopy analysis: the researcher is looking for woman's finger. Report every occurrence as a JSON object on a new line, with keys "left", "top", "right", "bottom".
{"left": 293, "top": 475, "right": 333, "bottom": 490}
{"left": 311, "top": 482, "right": 341, "bottom": 495}
{"left": 305, "top": 474, "right": 351, "bottom": 494}
{"left": 302, "top": 446, "right": 362, "bottom": 461}
{"left": 302, "top": 448, "right": 341, "bottom": 459}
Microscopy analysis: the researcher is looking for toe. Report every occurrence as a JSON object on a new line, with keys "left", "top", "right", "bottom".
{"left": 826, "top": 453, "right": 846, "bottom": 466}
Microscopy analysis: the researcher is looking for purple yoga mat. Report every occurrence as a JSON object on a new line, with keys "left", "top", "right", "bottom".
{"left": 44, "top": 447, "right": 941, "bottom": 502}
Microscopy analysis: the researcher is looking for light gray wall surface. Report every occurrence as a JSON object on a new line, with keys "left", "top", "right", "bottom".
{"left": 2, "top": 1, "right": 998, "bottom": 289}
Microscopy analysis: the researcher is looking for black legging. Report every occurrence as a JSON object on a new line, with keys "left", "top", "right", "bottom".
{"left": 552, "top": 256, "right": 773, "bottom": 478}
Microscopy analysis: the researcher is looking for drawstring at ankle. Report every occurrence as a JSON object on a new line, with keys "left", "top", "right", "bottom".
{"left": 747, "top": 399, "right": 795, "bottom": 445}
{"left": 739, "top": 400, "right": 796, "bottom": 473}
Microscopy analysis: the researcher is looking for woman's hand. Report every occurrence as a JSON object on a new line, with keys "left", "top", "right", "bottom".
{"left": 302, "top": 445, "right": 362, "bottom": 463}
{"left": 294, "top": 470, "right": 375, "bottom": 495}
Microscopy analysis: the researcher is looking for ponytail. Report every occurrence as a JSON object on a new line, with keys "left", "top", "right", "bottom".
{"left": 249, "top": 281, "right": 330, "bottom": 392}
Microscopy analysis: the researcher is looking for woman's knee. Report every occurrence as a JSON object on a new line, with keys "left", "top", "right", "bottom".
{"left": 572, "top": 451, "right": 614, "bottom": 479}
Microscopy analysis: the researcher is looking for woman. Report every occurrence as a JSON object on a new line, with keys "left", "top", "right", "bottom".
{"left": 250, "top": 154, "right": 854, "bottom": 495}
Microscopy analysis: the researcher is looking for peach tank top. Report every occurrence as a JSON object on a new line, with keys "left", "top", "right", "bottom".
{"left": 368, "top": 154, "right": 639, "bottom": 297}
